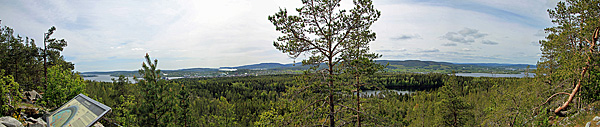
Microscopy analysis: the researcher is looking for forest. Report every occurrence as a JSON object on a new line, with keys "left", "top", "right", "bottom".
{"left": 80, "top": 60, "right": 532, "bottom": 78}
{"left": 1, "top": 0, "right": 600, "bottom": 126}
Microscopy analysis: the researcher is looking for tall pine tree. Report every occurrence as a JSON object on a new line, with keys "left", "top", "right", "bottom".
{"left": 269, "top": 0, "right": 380, "bottom": 126}
{"left": 137, "top": 53, "right": 176, "bottom": 126}
{"left": 537, "top": 0, "right": 599, "bottom": 115}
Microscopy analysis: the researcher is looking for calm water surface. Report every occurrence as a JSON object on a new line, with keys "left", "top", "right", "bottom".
{"left": 455, "top": 72, "right": 534, "bottom": 78}
{"left": 360, "top": 90, "right": 413, "bottom": 97}
{"left": 82, "top": 75, "right": 186, "bottom": 83}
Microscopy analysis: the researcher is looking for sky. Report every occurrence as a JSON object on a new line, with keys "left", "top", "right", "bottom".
{"left": 0, "top": 0, "right": 560, "bottom": 72}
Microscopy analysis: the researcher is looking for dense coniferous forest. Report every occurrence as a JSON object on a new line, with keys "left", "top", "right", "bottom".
{"left": 6, "top": 68, "right": 586, "bottom": 126}
{"left": 1, "top": 0, "right": 600, "bottom": 126}
{"left": 84, "top": 68, "right": 555, "bottom": 126}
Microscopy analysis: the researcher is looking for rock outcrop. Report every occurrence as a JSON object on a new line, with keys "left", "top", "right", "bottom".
{"left": 586, "top": 116, "right": 600, "bottom": 127}
{"left": 24, "top": 117, "right": 46, "bottom": 127}
{"left": 22, "top": 90, "right": 42, "bottom": 104}
{"left": 0, "top": 116, "right": 23, "bottom": 127}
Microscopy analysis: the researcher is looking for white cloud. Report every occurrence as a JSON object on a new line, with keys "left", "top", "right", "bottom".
{"left": 442, "top": 43, "right": 458, "bottom": 47}
{"left": 440, "top": 28, "right": 489, "bottom": 44}
{"left": 481, "top": 40, "right": 499, "bottom": 45}
{"left": 0, "top": 0, "right": 554, "bottom": 71}
{"left": 131, "top": 48, "right": 144, "bottom": 51}
{"left": 391, "top": 34, "right": 421, "bottom": 41}
{"left": 461, "top": 48, "right": 475, "bottom": 52}
{"left": 419, "top": 48, "right": 440, "bottom": 53}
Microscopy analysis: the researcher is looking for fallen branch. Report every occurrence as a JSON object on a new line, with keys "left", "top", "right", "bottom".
{"left": 540, "top": 92, "right": 570, "bottom": 107}
{"left": 553, "top": 27, "right": 598, "bottom": 114}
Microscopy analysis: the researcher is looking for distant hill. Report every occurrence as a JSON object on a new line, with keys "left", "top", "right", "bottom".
{"left": 220, "top": 63, "right": 295, "bottom": 70}
{"left": 453, "top": 63, "right": 536, "bottom": 68}
{"left": 83, "top": 68, "right": 218, "bottom": 74}
{"left": 378, "top": 60, "right": 452, "bottom": 66}
{"left": 377, "top": 60, "right": 452, "bottom": 68}
{"left": 172, "top": 68, "right": 218, "bottom": 72}
{"left": 82, "top": 60, "right": 536, "bottom": 76}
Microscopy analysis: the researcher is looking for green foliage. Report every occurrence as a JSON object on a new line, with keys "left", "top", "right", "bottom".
{"left": 435, "top": 76, "right": 473, "bottom": 127}
{"left": 537, "top": 0, "right": 600, "bottom": 106}
{"left": 114, "top": 95, "right": 138, "bottom": 127}
{"left": 85, "top": 75, "right": 141, "bottom": 126}
{"left": 174, "top": 83, "right": 191, "bottom": 127}
{"left": 0, "top": 24, "right": 73, "bottom": 92}
{"left": 0, "top": 24, "right": 43, "bottom": 90}
{"left": 581, "top": 57, "right": 600, "bottom": 101}
{"left": 40, "top": 65, "right": 86, "bottom": 109}
{"left": 85, "top": 71, "right": 559, "bottom": 126}
{"left": 43, "top": 26, "right": 73, "bottom": 71}
{"left": 340, "top": 37, "right": 385, "bottom": 126}
{"left": 269, "top": 0, "right": 381, "bottom": 126}
{"left": 0, "top": 69, "right": 22, "bottom": 115}
{"left": 136, "top": 54, "right": 178, "bottom": 127}
{"left": 254, "top": 107, "right": 284, "bottom": 126}
{"left": 365, "top": 72, "right": 448, "bottom": 90}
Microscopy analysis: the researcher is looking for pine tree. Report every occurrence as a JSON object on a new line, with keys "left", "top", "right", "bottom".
{"left": 436, "top": 76, "right": 473, "bottom": 127}
{"left": 137, "top": 53, "right": 176, "bottom": 127}
{"left": 342, "top": 50, "right": 384, "bottom": 126}
{"left": 269, "top": 0, "right": 380, "bottom": 125}
{"left": 537, "top": 0, "right": 600, "bottom": 114}
{"left": 177, "top": 84, "right": 191, "bottom": 127}
{"left": 114, "top": 95, "right": 138, "bottom": 127}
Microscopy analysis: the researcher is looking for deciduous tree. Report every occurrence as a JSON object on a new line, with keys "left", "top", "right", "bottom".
{"left": 0, "top": 69, "right": 22, "bottom": 116}
{"left": 39, "top": 65, "right": 86, "bottom": 109}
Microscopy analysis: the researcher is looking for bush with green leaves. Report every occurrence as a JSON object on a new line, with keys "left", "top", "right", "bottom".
{"left": 40, "top": 65, "right": 86, "bottom": 109}
{"left": 0, "top": 69, "right": 22, "bottom": 115}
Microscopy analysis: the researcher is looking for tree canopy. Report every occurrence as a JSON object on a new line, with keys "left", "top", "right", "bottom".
{"left": 269, "top": 0, "right": 381, "bottom": 126}
{"left": 537, "top": 0, "right": 600, "bottom": 114}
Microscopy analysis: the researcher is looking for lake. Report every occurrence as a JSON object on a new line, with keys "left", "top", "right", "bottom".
{"left": 83, "top": 75, "right": 183, "bottom": 83}
{"left": 455, "top": 72, "right": 534, "bottom": 78}
{"left": 82, "top": 75, "right": 187, "bottom": 83}
{"left": 360, "top": 89, "right": 413, "bottom": 97}
{"left": 82, "top": 75, "right": 134, "bottom": 82}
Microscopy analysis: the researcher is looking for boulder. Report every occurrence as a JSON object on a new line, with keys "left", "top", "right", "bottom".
{"left": 22, "top": 90, "right": 42, "bottom": 104}
{"left": 24, "top": 117, "right": 46, "bottom": 127}
{"left": 593, "top": 116, "right": 600, "bottom": 121}
{"left": 93, "top": 122, "right": 104, "bottom": 127}
{"left": 0, "top": 116, "right": 23, "bottom": 127}
{"left": 585, "top": 122, "right": 591, "bottom": 127}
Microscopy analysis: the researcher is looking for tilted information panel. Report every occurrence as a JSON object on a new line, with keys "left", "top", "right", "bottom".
{"left": 46, "top": 94, "right": 111, "bottom": 127}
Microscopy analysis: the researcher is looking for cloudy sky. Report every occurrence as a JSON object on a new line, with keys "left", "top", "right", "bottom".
{"left": 0, "top": 0, "right": 559, "bottom": 72}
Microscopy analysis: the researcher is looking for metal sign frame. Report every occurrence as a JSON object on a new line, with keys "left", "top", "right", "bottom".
{"left": 45, "top": 94, "right": 111, "bottom": 127}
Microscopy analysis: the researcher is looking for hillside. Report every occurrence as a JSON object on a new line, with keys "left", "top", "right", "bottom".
{"left": 81, "top": 60, "right": 535, "bottom": 77}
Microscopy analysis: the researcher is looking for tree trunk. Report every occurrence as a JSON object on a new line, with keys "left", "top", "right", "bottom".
{"left": 554, "top": 27, "right": 598, "bottom": 114}
{"left": 554, "top": 65, "right": 586, "bottom": 114}
{"left": 355, "top": 75, "right": 361, "bottom": 127}
{"left": 43, "top": 33, "right": 47, "bottom": 91}
{"left": 329, "top": 59, "right": 335, "bottom": 127}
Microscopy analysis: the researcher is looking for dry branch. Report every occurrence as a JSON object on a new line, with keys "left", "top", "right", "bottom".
{"left": 552, "top": 27, "right": 599, "bottom": 114}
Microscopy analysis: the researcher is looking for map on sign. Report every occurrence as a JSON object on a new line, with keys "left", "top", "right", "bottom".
{"left": 46, "top": 94, "right": 111, "bottom": 127}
